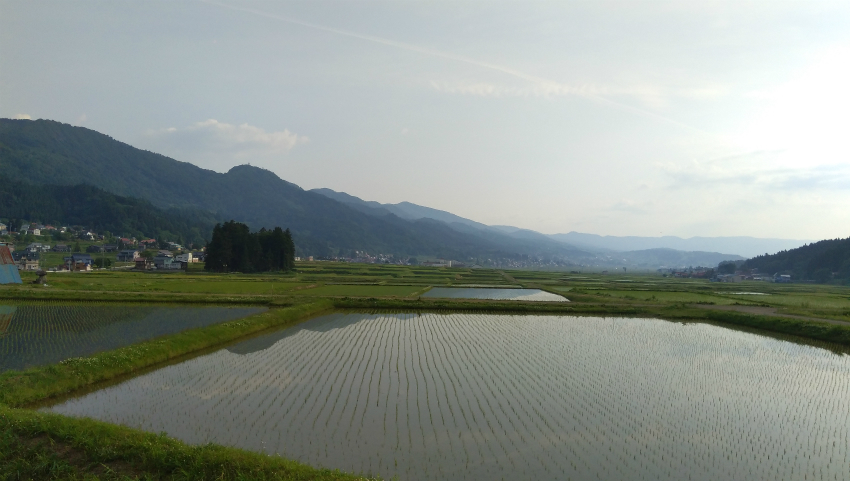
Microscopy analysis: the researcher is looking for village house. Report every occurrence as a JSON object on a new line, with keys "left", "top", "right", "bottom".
{"left": 26, "top": 243, "right": 51, "bottom": 253}
{"left": 63, "top": 254, "right": 93, "bottom": 271}
{"left": 18, "top": 257, "right": 39, "bottom": 271}
{"left": 174, "top": 252, "right": 193, "bottom": 263}
{"left": 154, "top": 252, "right": 180, "bottom": 269}
{"left": 134, "top": 257, "right": 153, "bottom": 270}
{"left": 52, "top": 244, "right": 71, "bottom": 252}
{"left": 116, "top": 249, "right": 140, "bottom": 262}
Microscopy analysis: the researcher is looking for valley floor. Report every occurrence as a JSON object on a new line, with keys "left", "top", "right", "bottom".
{"left": 1, "top": 263, "right": 849, "bottom": 479}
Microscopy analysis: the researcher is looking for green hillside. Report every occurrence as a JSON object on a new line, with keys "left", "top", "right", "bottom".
{"left": 0, "top": 119, "right": 589, "bottom": 261}
{"left": 0, "top": 177, "right": 217, "bottom": 246}
{"left": 745, "top": 237, "right": 850, "bottom": 283}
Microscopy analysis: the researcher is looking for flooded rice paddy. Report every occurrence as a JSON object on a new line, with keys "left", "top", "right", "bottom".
{"left": 0, "top": 304, "right": 265, "bottom": 372}
{"left": 422, "top": 287, "right": 567, "bottom": 302}
{"left": 48, "top": 312, "right": 850, "bottom": 481}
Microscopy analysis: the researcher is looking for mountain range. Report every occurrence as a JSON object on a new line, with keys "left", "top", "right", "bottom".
{"left": 0, "top": 119, "right": 808, "bottom": 268}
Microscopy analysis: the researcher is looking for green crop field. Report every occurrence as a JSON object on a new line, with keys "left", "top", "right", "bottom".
{"left": 291, "top": 284, "right": 428, "bottom": 297}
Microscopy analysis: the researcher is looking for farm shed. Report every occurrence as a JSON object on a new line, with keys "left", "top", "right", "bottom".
{"left": 0, "top": 246, "right": 22, "bottom": 284}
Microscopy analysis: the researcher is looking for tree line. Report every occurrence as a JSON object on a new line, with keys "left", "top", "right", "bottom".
{"left": 204, "top": 221, "right": 295, "bottom": 273}
{"left": 744, "top": 237, "right": 850, "bottom": 283}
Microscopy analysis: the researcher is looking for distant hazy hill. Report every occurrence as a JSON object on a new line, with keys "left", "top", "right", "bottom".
{"left": 310, "top": 188, "right": 489, "bottom": 229}
{"left": 744, "top": 237, "right": 850, "bottom": 282}
{"left": 0, "top": 119, "right": 589, "bottom": 260}
{"left": 616, "top": 248, "right": 743, "bottom": 268}
{"left": 548, "top": 232, "right": 808, "bottom": 259}
{"left": 3, "top": 119, "right": 803, "bottom": 267}
{"left": 0, "top": 177, "right": 216, "bottom": 245}
{"left": 311, "top": 188, "right": 778, "bottom": 263}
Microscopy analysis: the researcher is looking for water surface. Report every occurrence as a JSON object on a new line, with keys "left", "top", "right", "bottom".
{"left": 0, "top": 304, "right": 265, "bottom": 372}
{"left": 423, "top": 287, "right": 567, "bottom": 301}
{"left": 47, "top": 312, "right": 850, "bottom": 481}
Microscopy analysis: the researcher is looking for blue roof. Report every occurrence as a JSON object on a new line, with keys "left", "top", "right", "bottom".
{"left": 0, "top": 264, "right": 22, "bottom": 284}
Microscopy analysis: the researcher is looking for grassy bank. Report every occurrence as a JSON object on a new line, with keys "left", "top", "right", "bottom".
{"left": 0, "top": 300, "right": 332, "bottom": 408}
{"left": 0, "top": 287, "right": 293, "bottom": 306}
{"left": 332, "top": 298, "right": 850, "bottom": 347}
{"left": 0, "top": 405, "right": 376, "bottom": 480}
{"left": 664, "top": 306, "right": 850, "bottom": 346}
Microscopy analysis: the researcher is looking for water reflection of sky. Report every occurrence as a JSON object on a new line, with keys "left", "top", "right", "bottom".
{"left": 423, "top": 287, "right": 568, "bottom": 302}
{"left": 48, "top": 313, "right": 850, "bottom": 481}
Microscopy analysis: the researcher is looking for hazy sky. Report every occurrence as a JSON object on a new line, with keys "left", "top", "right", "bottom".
{"left": 2, "top": 1, "right": 849, "bottom": 239}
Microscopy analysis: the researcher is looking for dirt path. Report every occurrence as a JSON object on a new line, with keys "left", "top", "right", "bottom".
{"left": 693, "top": 304, "right": 850, "bottom": 327}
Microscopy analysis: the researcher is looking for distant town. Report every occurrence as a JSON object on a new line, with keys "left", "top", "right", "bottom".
{"left": 0, "top": 220, "right": 205, "bottom": 272}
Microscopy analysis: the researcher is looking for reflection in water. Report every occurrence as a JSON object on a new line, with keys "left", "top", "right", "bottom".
{"left": 423, "top": 287, "right": 568, "bottom": 301}
{"left": 0, "top": 306, "right": 15, "bottom": 337}
{"left": 0, "top": 304, "right": 266, "bottom": 372}
{"left": 47, "top": 313, "right": 850, "bottom": 481}
{"left": 226, "top": 313, "right": 358, "bottom": 356}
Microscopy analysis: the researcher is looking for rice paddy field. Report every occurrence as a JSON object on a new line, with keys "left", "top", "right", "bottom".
{"left": 422, "top": 287, "right": 568, "bottom": 302}
{"left": 45, "top": 312, "right": 850, "bottom": 481}
{"left": 0, "top": 303, "right": 265, "bottom": 372}
{"left": 12, "top": 262, "right": 850, "bottom": 325}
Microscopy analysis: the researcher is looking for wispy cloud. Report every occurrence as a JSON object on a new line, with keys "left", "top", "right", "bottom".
{"left": 658, "top": 151, "right": 850, "bottom": 191}
{"left": 12, "top": 114, "right": 32, "bottom": 120}
{"left": 204, "top": 1, "right": 706, "bottom": 134}
{"left": 144, "top": 119, "right": 308, "bottom": 172}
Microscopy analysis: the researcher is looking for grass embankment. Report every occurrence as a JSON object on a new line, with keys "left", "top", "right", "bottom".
{"left": 0, "top": 288, "right": 298, "bottom": 306}
{"left": 0, "top": 406, "right": 375, "bottom": 480}
{"left": 664, "top": 305, "right": 850, "bottom": 346}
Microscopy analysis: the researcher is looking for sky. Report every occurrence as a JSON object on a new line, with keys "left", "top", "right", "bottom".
{"left": 2, "top": 1, "right": 849, "bottom": 240}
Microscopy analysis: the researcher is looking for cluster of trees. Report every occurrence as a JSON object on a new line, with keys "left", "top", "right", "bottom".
{"left": 744, "top": 237, "right": 850, "bottom": 283}
{"left": 205, "top": 221, "right": 295, "bottom": 273}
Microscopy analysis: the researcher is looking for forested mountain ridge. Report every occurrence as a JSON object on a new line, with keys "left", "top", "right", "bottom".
{"left": 744, "top": 237, "right": 850, "bottom": 283}
{"left": 0, "top": 119, "right": 592, "bottom": 261}
{"left": 0, "top": 177, "right": 217, "bottom": 245}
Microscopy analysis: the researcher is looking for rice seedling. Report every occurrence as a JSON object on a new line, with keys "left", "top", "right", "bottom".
{"left": 0, "top": 302, "right": 265, "bottom": 372}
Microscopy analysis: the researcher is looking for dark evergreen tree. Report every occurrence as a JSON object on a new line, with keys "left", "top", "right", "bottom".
{"left": 205, "top": 221, "right": 295, "bottom": 273}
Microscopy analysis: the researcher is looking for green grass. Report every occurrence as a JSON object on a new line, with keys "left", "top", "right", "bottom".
{"left": 595, "top": 290, "right": 738, "bottom": 305}
{"left": 0, "top": 405, "right": 377, "bottom": 480}
{"left": 291, "top": 284, "right": 427, "bottom": 297}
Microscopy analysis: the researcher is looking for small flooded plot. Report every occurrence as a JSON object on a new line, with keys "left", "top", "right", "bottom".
{"left": 0, "top": 304, "right": 265, "bottom": 372}
{"left": 423, "top": 287, "right": 568, "bottom": 301}
{"left": 46, "top": 312, "right": 850, "bottom": 481}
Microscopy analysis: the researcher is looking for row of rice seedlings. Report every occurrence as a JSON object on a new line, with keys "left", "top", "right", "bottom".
{"left": 0, "top": 303, "right": 264, "bottom": 372}
{"left": 48, "top": 312, "right": 850, "bottom": 480}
